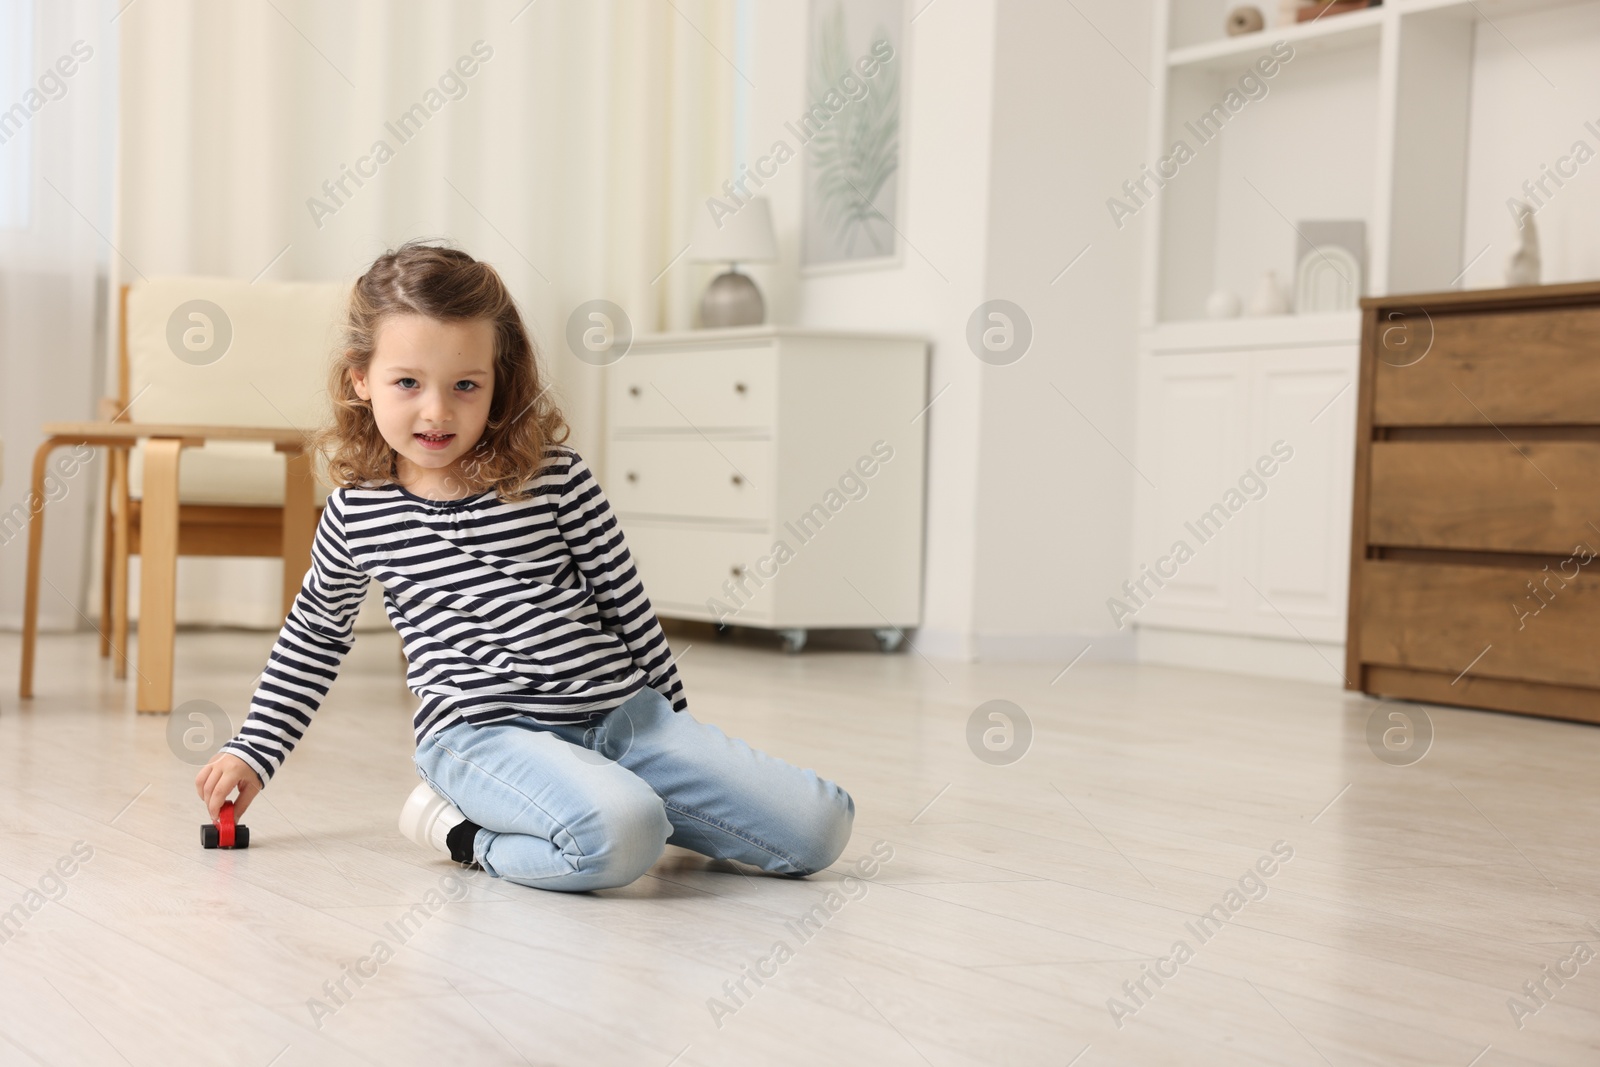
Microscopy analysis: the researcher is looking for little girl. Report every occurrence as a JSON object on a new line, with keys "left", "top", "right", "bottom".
{"left": 195, "top": 241, "right": 855, "bottom": 892}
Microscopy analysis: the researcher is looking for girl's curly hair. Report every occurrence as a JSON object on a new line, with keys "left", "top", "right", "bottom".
{"left": 319, "top": 240, "right": 569, "bottom": 501}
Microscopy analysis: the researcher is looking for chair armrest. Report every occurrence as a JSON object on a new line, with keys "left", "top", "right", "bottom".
{"left": 40, "top": 421, "right": 311, "bottom": 451}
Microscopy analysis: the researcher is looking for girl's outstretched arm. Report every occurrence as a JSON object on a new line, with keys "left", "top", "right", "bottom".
{"left": 552, "top": 448, "right": 689, "bottom": 714}
{"left": 212, "top": 490, "right": 372, "bottom": 789}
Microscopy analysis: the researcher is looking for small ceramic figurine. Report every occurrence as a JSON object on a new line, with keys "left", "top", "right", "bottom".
{"left": 1226, "top": 6, "right": 1266, "bottom": 34}
{"left": 1506, "top": 200, "right": 1541, "bottom": 287}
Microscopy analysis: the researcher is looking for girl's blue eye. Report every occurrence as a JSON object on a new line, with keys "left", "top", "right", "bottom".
{"left": 456, "top": 381, "right": 479, "bottom": 392}
{"left": 397, "top": 377, "right": 418, "bottom": 389}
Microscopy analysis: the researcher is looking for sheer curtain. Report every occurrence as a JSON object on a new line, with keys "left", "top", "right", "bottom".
{"left": 110, "top": 0, "right": 736, "bottom": 628}
{"left": 0, "top": 0, "right": 118, "bottom": 632}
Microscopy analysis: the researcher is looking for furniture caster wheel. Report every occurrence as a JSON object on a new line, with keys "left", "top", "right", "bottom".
{"left": 778, "top": 628, "right": 807, "bottom": 654}
{"left": 202, "top": 800, "right": 250, "bottom": 849}
{"left": 874, "top": 628, "right": 904, "bottom": 653}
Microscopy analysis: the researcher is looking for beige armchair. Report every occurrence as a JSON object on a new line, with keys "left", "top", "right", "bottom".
{"left": 19, "top": 277, "right": 347, "bottom": 713}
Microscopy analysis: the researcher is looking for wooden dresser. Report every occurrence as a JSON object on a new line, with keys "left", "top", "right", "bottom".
{"left": 1346, "top": 281, "right": 1600, "bottom": 723}
{"left": 601, "top": 326, "right": 928, "bottom": 654}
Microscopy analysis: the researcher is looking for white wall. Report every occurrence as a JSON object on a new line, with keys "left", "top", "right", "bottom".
{"left": 740, "top": 0, "right": 1001, "bottom": 660}
{"left": 973, "top": 0, "right": 1153, "bottom": 661}
{"left": 1459, "top": 2, "right": 1600, "bottom": 289}
{"left": 739, "top": 0, "right": 1152, "bottom": 662}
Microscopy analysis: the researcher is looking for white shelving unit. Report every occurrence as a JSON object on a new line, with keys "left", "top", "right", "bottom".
{"left": 1131, "top": 0, "right": 1600, "bottom": 680}
{"left": 1143, "top": 0, "right": 1599, "bottom": 328}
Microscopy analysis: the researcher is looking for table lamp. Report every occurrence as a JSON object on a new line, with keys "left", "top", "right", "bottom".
{"left": 690, "top": 196, "right": 778, "bottom": 327}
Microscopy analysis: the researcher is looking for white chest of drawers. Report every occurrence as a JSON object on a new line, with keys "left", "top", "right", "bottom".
{"left": 602, "top": 326, "right": 928, "bottom": 653}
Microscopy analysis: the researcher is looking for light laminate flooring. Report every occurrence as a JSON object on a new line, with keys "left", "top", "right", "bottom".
{"left": 1, "top": 625, "right": 1598, "bottom": 1067}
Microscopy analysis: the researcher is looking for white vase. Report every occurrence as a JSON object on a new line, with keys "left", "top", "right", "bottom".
{"left": 1247, "top": 270, "right": 1290, "bottom": 316}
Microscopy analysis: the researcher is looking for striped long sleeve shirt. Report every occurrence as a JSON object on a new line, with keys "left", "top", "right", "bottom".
{"left": 218, "top": 446, "right": 688, "bottom": 786}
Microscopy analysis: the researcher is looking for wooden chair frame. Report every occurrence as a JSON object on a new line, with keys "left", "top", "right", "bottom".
{"left": 18, "top": 285, "right": 322, "bottom": 714}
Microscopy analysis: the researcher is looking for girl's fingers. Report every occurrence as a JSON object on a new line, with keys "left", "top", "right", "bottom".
{"left": 204, "top": 779, "right": 221, "bottom": 822}
{"left": 200, "top": 765, "right": 225, "bottom": 812}
{"left": 205, "top": 763, "right": 224, "bottom": 795}
{"left": 233, "top": 782, "right": 258, "bottom": 821}
{"left": 206, "top": 774, "right": 233, "bottom": 822}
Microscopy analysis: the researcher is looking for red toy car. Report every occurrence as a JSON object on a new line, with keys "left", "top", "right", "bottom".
{"left": 201, "top": 800, "right": 250, "bottom": 849}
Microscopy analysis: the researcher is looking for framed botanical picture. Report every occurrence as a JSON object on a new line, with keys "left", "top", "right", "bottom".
{"left": 800, "top": 0, "right": 906, "bottom": 275}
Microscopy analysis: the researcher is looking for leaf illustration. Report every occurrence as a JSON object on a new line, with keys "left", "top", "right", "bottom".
{"left": 807, "top": 2, "right": 899, "bottom": 258}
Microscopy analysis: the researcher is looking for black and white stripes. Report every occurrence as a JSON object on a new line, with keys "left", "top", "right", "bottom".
{"left": 218, "top": 446, "right": 688, "bottom": 785}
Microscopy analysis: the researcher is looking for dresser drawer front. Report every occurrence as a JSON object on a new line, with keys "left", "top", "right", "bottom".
{"left": 605, "top": 438, "right": 771, "bottom": 522}
{"left": 1367, "top": 440, "right": 1600, "bottom": 552}
{"left": 1359, "top": 560, "right": 1600, "bottom": 688}
{"left": 623, "top": 522, "right": 778, "bottom": 622}
{"left": 609, "top": 347, "right": 776, "bottom": 432}
{"left": 1373, "top": 305, "right": 1600, "bottom": 426}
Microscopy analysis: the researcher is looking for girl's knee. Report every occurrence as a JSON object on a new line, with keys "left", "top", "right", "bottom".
{"left": 575, "top": 790, "right": 671, "bottom": 888}
{"left": 783, "top": 785, "right": 856, "bottom": 877}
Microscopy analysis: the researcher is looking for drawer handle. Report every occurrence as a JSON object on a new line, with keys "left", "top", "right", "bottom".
{"left": 733, "top": 381, "right": 747, "bottom": 395}
{"left": 730, "top": 473, "right": 743, "bottom": 487}
{"left": 625, "top": 471, "right": 638, "bottom": 483}
{"left": 628, "top": 385, "right": 642, "bottom": 397}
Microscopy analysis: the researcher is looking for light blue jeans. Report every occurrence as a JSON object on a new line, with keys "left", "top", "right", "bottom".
{"left": 412, "top": 685, "right": 855, "bottom": 892}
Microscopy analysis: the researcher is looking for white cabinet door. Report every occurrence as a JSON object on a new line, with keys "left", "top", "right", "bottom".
{"left": 1132, "top": 353, "right": 1250, "bottom": 630}
{"left": 1243, "top": 348, "right": 1357, "bottom": 644}
{"left": 1133, "top": 343, "right": 1357, "bottom": 640}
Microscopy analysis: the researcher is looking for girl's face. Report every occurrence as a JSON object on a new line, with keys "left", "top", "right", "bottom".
{"left": 350, "top": 313, "right": 497, "bottom": 498}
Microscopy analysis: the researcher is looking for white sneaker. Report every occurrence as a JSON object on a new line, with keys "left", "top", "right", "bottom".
{"left": 398, "top": 780, "right": 466, "bottom": 856}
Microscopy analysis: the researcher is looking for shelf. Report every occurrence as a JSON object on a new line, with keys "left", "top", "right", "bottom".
{"left": 1395, "top": 0, "right": 1598, "bottom": 19}
{"left": 1167, "top": 7, "right": 1385, "bottom": 73}
{"left": 1142, "top": 311, "right": 1362, "bottom": 353}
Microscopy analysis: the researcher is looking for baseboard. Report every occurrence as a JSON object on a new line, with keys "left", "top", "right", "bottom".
{"left": 1135, "top": 626, "right": 1347, "bottom": 685}
{"left": 909, "top": 626, "right": 1137, "bottom": 664}
{"left": 908, "top": 626, "right": 975, "bottom": 662}
{"left": 972, "top": 628, "right": 1136, "bottom": 664}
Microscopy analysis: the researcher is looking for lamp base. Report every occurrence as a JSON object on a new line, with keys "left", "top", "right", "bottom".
{"left": 700, "top": 270, "right": 766, "bottom": 328}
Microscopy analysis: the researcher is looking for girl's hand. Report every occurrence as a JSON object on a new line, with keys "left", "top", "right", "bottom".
{"left": 196, "top": 753, "right": 263, "bottom": 823}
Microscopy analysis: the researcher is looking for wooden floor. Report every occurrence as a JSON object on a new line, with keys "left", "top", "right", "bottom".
{"left": 1, "top": 625, "right": 1598, "bottom": 1067}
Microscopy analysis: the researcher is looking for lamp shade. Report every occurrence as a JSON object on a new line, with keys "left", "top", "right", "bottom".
{"left": 690, "top": 196, "right": 778, "bottom": 264}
